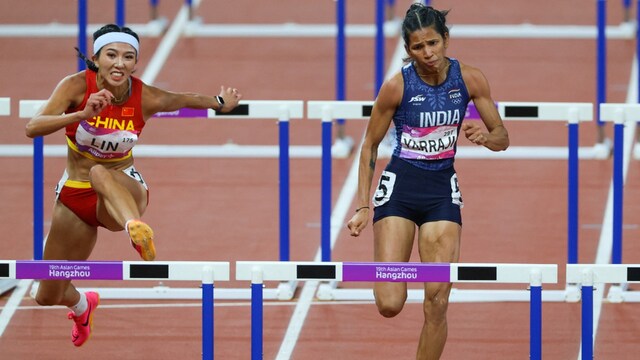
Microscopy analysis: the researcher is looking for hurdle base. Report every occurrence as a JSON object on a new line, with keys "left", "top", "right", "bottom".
{"left": 592, "top": 139, "right": 612, "bottom": 159}
{"left": 276, "top": 280, "right": 297, "bottom": 300}
{"left": 0, "top": 279, "right": 18, "bottom": 296}
{"left": 317, "top": 282, "right": 570, "bottom": 302}
{"left": 29, "top": 281, "right": 297, "bottom": 301}
{"left": 564, "top": 283, "right": 582, "bottom": 303}
{"left": 607, "top": 283, "right": 630, "bottom": 303}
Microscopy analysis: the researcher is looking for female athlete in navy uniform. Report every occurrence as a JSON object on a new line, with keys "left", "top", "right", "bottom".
{"left": 25, "top": 24, "right": 242, "bottom": 347}
{"left": 347, "top": 4, "right": 509, "bottom": 360}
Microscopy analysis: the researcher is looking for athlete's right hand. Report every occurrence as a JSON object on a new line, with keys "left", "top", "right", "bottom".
{"left": 347, "top": 209, "right": 370, "bottom": 237}
{"left": 81, "top": 89, "right": 113, "bottom": 119}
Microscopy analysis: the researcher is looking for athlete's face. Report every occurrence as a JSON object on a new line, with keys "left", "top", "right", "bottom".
{"left": 405, "top": 26, "right": 449, "bottom": 72}
{"left": 94, "top": 42, "right": 138, "bottom": 86}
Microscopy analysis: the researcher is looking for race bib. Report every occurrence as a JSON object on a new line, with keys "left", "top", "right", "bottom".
{"left": 399, "top": 125, "right": 457, "bottom": 160}
{"left": 75, "top": 121, "right": 138, "bottom": 160}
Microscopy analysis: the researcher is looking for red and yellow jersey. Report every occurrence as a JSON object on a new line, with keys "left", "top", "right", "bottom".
{"left": 65, "top": 69, "right": 146, "bottom": 162}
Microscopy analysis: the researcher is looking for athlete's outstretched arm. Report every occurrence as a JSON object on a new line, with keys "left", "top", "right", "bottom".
{"left": 141, "top": 84, "right": 242, "bottom": 119}
{"left": 347, "top": 73, "right": 403, "bottom": 236}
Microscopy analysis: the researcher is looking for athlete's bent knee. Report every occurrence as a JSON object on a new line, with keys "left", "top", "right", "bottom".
{"left": 35, "top": 291, "right": 63, "bottom": 306}
{"left": 375, "top": 293, "right": 406, "bottom": 318}
{"left": 377, "top": 303, "right": 403, "bottom": 318}
{"left": 89, "top": 165, "right": 113, "bottom": 192}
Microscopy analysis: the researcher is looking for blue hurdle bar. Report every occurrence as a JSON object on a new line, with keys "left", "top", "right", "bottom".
{"left": 566, "top": 264, "right": 640, "bottom": 359}
{"left": 237, "top": 261, "right": 557, "bottom": 360}
{"left": 116, "top": 0, "right": 125, "bottom": 27}
{"left": 0, "top": 260, "right": 229, "bottom": 360}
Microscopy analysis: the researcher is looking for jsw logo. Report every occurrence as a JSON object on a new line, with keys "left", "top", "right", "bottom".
{"left": 409, "top": 95, "right": 426, "bottom": 103}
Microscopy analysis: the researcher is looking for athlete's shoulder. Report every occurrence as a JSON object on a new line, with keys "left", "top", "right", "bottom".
{"left": 457, "top": 61, "right": 491, "bottom": 99}
{"left": 52, "top": 71, "right": 89, "bottom": 105}
{"left": 59, "top": 71, "right": 88, "bottom": 89}
{"left": 377, "top": 71, "right": 404, "bottom": 105}
{"left": 457, "top": 60, "right": 485, "bottom": 79}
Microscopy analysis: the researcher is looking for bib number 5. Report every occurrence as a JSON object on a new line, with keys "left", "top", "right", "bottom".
{"left": 372, "top": 170, "right": 396, "bottom": 207}
{"left": 450, "top": 173, "right": 463, "bottom": 207}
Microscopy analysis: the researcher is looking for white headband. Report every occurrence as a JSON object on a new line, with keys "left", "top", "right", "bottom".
{"left": 93, "top": 32, "right": 139, "bottom": 55}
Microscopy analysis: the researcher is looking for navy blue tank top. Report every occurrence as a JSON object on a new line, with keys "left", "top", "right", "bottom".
{"left": 390, "top": 58, "right": 470, "bottom": 171}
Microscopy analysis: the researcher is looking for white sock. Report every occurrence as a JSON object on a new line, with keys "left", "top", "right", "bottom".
{"left": 125, "top": 218, "right": 141, "bottom": 233}
{"left": 70, "top": 292, "right": 88, "bottom": 316}
{"left": 125, "top": 219, "right": 133, "bottom": 233}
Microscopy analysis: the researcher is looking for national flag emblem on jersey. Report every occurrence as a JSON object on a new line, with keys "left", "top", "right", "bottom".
{"left": 122, "top": 107, "right": 135, "bottom": 117}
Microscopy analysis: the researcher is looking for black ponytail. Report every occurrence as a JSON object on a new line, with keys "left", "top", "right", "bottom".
{"left": 74, "top": 47, "right": 99, "bottom": 72}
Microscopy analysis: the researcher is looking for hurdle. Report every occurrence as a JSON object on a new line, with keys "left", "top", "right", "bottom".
{"left": 0, "top": 97, "right": 17, "bottom": 297}
{"left": 19, "top": 100, "right": 304, "bottom": 301}
{"left": 237, "top": 261, "right": 557, "bottom": 360}
{"left": 566, "top": 263, "right": 640, "bottom": 359}
{"left": 306, "top": 101, "right": 590, "bottom": 302}
{"left": 597, "top": 103, "right": 640, "bottom": 302}
{"left": 0, "top": 1, "right": 168, "bottom": 38}
{"left": 0, "top": 260, "right": 229, "bottom": 360}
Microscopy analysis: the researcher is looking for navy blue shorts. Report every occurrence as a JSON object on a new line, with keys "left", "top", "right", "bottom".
{"left": 372, "top": 157, "right": 463, "bottom": 226}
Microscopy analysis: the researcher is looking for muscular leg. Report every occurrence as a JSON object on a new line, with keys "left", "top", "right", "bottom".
{"left": 373, "top": 216, "right": 416, "bottom": 317}
{"left": 35, "top": 203, "right": 97, "bottom": 307}
{"left": 90, "top": 165, "right": 148, "bottom": 231}
{"left": 415, "top": 220, "right": 461, "bottom": 360}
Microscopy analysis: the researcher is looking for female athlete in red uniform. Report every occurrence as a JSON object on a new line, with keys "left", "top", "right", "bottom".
{"left": 25, "top": 23, "right": 242, "bottom": 347}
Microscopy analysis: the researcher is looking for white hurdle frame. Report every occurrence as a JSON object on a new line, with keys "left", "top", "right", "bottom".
{"left": 566, "top": 264, "right": 640, "bottom": 360}
{"left": 0, "top": 97, "right": 17, "bottom": 297}
{"left": 1, "top": 260, "right": 229, "bottom": 360}
{"left": 307, "top": 101, "right": 591, "bottom": 303}
{"left": 237, "top": 261, "right": 557, "bottom": 360}
{"left": 18, "top": 100, "right": 304, "bottom": 301}
{"left": 597, "top": 103, "right": 640, "bottom": 303}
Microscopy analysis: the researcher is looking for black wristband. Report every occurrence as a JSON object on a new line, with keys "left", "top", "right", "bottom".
{"left": 215, "top": 95, "right": 225, "bottom": 111}
{"left": 355, "top": 206, "right": 370, "bottom": 213}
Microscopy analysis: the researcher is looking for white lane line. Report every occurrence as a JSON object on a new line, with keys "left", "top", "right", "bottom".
{"left": 577, "top": 52, "right": 638, "bottom": 360}
{"left": 275, "top": 147, "right": 361, "bottom": 360}
{"left": 0, "top": 280, "right": 33, "bottom": 337}
{"left": 141, "top": 0, "right": 201, "bottom": 85}
{"left": 274, "top": 21, "right": 409, "bottom": 360}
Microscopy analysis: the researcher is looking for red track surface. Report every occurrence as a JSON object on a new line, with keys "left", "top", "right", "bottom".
{"left": 1, "top": 0, "right": 639, "bottom": 359}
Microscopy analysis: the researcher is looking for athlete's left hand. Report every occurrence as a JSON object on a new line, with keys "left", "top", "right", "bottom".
{"left": 347, "top": 209, "right": 370, "bottom": 237}
{"left": 217, "top": 86, "right": 242, "bottom": 112}
{"left": 461, "top": 122, "right": 487, "bottom": 146}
